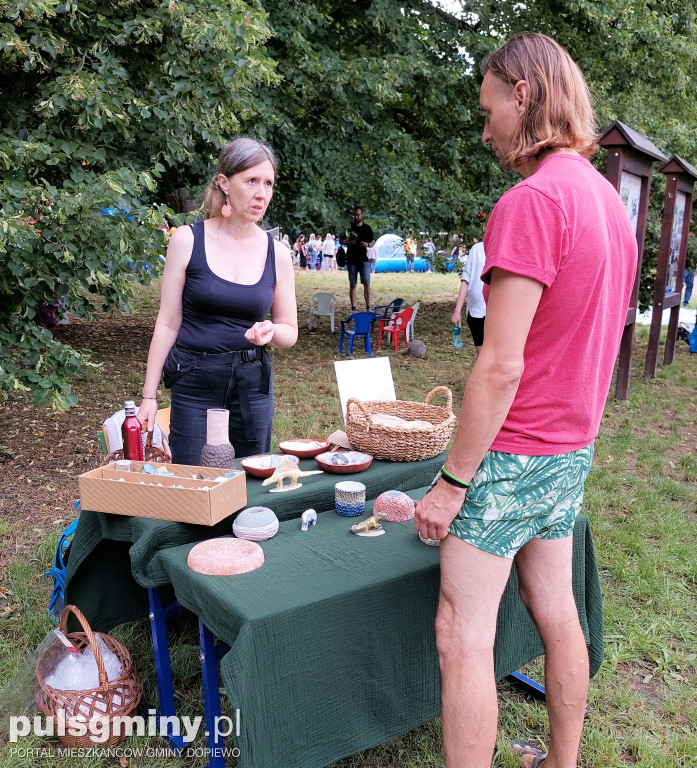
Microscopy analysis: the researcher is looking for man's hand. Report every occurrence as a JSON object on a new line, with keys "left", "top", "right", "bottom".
{"left": 414, "top": 479, "right": 468, "bottom": 542}
{"left": 451, "top": 311, "right": 462, "bottom": 327}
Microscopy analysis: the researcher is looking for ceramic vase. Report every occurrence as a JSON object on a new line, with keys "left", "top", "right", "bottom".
{"left": 199, "top": 409, "right": 236, "bottom": 469}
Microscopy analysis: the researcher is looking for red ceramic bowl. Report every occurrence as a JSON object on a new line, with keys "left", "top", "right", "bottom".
{"left": 315, "top": 451, "right": 373, "bottom": 474}
{"left": 278, "top": 439, "right": 330, "bottom": 459}
{"left": 240, "top": 453, "right": 299, "bottom": 479}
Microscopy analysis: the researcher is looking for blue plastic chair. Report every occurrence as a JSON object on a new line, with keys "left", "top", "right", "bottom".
{"left": 373, "top": 298, "right": 404, "bottom": 320}
{"left": 339, "top": 312, "right": 376, "bottom": 355}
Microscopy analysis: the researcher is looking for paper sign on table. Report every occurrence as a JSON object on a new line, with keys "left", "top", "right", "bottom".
{"left": 334, "top": 358, "right": 396, "bottom": 423}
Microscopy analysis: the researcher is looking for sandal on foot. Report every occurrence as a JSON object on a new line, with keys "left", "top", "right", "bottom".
{"left": 511, "top": 739, "right": 547, "bottom": 768}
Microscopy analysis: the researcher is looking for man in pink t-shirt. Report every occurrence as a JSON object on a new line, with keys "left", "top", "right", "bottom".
{"left": 415, "top": 33, "right": 637, "bottom": 768}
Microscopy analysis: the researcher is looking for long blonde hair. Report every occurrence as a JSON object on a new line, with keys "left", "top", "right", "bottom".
{"left": 481, "top": 33, "right": 597, "bottom": 169}
{"left": 203, "top": 137, "right": 277, "bottom": 218}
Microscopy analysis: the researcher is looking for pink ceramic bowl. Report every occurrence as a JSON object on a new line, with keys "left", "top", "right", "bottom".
{"left": 278, "top": 439, "right": 330, "bottom": 459}
{"left": 240, "top": 454, "right": 299, "bottom": 479}
{"left": 315, "top": 451, "right": 373, "bottom": 474}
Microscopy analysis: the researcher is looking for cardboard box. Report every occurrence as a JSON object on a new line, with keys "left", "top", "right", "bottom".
{"left": 79, "top": 461, "right": 247, "bottom": 526}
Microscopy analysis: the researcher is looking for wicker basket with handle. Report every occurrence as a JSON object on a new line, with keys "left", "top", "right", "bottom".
{"left": 101, "top": 430, "right": 169, "bottom": 466}
{"left": 345, "top": 386, "right": 455, "bottom": 461}
{"left": 35, "top": 604, "right": 142, "bottom": 748}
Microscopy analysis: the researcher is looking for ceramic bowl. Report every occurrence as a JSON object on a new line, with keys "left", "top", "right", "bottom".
{"left": 240, "top": 453, "right": 299, "bottom": 479}
{"left": 315, "top": 451, "right": 373, "bottom": 474}
{"left": 233, "top": 506, "right": 279, "bottom": 541}
{"left": 334, "top": 480, "right": 367, "bottom": 517}
{"left": 278, "top": 439, "right": 330, "bottom": 459}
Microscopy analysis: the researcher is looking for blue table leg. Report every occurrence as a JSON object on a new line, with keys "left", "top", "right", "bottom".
{"left": 199, "top": 620, "right": 231, "bottom": 768}
{"left": 147, "top": 586, "right": 190, "bottom": 751}
{"left": 507, "top": 670, "right": 546, "bottom": 701}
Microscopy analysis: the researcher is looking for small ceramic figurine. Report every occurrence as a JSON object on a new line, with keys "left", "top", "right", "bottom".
{"left": 261, "top": 459, "right": 323, "bottom": 493}
{"left": 300, "top": 509, "right": 317, "bottom": 531}
{"left": 350, "top": 516, "right": 385, "bottom": 537}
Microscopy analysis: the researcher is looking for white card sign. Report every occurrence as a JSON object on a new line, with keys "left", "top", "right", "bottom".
{"left": 334, "top": 358, "right": 396, "bottom": 423}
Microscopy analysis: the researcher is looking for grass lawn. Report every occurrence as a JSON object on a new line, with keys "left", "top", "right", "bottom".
{"left": 1, "top": 268, "right": 696, "bottom": 767}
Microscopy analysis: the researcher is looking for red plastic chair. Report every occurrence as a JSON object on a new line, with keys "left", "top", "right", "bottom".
{"left": 377, "top": 307, "right": 414, "bottom": 351}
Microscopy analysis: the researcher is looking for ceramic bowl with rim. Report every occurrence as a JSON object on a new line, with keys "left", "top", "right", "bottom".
{"left": 278, "top": 439, "right": 330, "bottom": 459}
{"left": 334, "top": 480, "right": 366, "bottom": 517}
{"left": 315, "top": 451, "right": 373, "bottom": 474}
{"left": 240, "top": 453, "right": 299, "bottom": 479}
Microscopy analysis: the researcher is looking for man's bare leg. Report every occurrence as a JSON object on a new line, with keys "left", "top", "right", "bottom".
{"left": 515, "top": 536, "right": 589, "bottom": 768}
{"left": 349, "top": 284, "right": 357, "bottom": 310}
{"left": 437, "top": 535, "right": 513, "bottom": 768}
{"left": 363, "top": 281, "right": 371, "bottom": 309}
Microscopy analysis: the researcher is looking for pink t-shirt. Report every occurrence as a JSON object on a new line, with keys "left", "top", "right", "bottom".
{"left": 482, "top": 154, "right": 637, "bottom": 455}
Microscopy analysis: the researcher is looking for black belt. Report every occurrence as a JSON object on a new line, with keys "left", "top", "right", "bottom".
{"left": 193, "top": 347, "right": 264, "bottom": 366}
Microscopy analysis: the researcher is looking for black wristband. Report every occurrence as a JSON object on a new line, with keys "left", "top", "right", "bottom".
{"left": 439, "top": 467, "right": 470, "bottom": 489}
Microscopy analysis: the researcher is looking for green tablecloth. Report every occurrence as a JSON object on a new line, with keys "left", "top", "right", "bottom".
{"left": 65, "top": 453, "right": 448, "bottom": 630}
{"left": 149, "top": 502, "right": 601, "bottom": 768}
{"left": 64, "top": 454, "right": 603, "bottom": 768}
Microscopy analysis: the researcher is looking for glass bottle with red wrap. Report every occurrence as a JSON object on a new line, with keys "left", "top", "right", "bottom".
{"left": 122, "top": 400, "right": 144, "bottom": 461}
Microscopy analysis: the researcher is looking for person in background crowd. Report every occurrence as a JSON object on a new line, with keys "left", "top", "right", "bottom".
{"left": 346, "top": 207, "right": 374, "bottom": 311}
{"left": 138, "top": 137, "right": 298, "bottom": 463}
{"left": 403, "top": 236, "right": 416, "bottom": 272}
{"left": 415, "top": 33, "right": 637, "bottom": 768}
{"left": 452, "top": 238, "right": 487, "bottom": 355}
{"left": 683, "top": 267, "right": 694, "bottom": 306}
{"left": 450, "top": 240, "right": 462, "bottom": 261}
{"left": 424, "top": 237, "right": 436, "bottom": 255}
{"left": 307, "top": 234, "right": 320, "bottom": 270}
{"left": 322, "top": 232, "right": 337, "bottom": 271}
{"left": 296, "top": 234, "right": 307, "bottom": 269}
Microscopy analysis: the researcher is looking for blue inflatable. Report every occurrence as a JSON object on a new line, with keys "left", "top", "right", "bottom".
{"left": 373, "top": 233, "right": 429, "bottom": 273}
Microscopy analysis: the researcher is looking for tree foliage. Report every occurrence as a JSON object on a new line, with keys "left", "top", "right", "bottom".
{"left": 3, "top": 0, "right": 697, "bottom": 406}
{"left": 1, "top": 0, "right": 278, "bottom": 406}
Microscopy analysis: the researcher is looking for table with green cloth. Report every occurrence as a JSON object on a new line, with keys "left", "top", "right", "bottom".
{"left": 64, "top": 454, "right": 448, "bottom": 629}
{"left": 64, "top": 453, "right": 604, "bottom": 768}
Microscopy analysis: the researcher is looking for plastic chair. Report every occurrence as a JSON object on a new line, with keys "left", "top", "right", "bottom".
{"left": 377, "top": 307, "right": 414, "bottom": 352}
{"left": 405, "top": 301, "right": 420, "bottom": 343}
{"left": 308, "top": 292, "right": 336, "bottom": 332}
{"left": 339, "top": 312, "right": 376, "bottom": 355}
{"left": 373, "top": 298, "right": 404, "bottom": 319}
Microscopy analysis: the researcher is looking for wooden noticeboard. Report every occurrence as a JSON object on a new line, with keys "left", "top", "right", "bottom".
{"left": 645, "top": 155, "right": 697, "bottom": 377}
{"left": 599, "top": 121, "right": 667, "bottom": 400}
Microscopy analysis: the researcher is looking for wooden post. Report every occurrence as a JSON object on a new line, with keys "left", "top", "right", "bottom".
{"left": 645, "top": 156, "right": 697, "bottom": 376}
{"left": 599, "top": 121, "right": 667, "bottom": 400}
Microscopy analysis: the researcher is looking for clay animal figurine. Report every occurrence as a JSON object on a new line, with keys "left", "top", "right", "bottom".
{"left": 350, "top": 515, "right": 385, "bottom": 537}
{"left": 261, "top": 459, "right": 323, "bottom": 493}
{"left": 300, "top": 509, "right": 318, "bottom": 531}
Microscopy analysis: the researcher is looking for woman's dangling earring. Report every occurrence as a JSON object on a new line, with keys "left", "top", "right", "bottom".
{"left": 221, "top": 193, "right": 232, "bottom": 218}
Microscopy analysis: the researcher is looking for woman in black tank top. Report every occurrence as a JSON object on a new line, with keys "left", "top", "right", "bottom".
{"left": 137, "top": 138, "right": 298, "bottom": 462}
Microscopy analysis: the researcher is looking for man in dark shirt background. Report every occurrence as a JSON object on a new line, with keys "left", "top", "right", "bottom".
{"left": 346, "top": 206, "right": 375, "bottom": 311}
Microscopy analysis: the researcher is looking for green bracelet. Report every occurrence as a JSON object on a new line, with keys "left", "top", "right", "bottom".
{"left": 440, "top": 466, "right": 471, "bottom": 489}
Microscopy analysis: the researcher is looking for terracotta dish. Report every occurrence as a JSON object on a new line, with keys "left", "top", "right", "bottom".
{"left": 240, "top": 453, "right": 299, "bottom": 479}
{"left": 315, "top": 451, "right": 373, "bottom": 474}
{"left": 187, "top": 537, "right": 265, "bottom": 575}
{"left": 278, "top": 439, "right": 330, "bottom": 459}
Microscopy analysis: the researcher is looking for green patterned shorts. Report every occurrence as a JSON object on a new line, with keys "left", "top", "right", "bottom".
{"left": 448, "top": 444, "right": 594, "bottom": 559}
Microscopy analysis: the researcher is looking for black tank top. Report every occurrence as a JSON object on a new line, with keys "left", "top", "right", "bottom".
{"left": 176, "top": 220, "right": 277, "bottom": 352}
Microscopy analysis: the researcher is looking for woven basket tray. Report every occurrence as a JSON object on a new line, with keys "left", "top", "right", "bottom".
{"left": 345, "top": 386, "right": 455, "bottom": 462}
{"left": 35, "top": 605, "right": 142, "bottom": 748}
